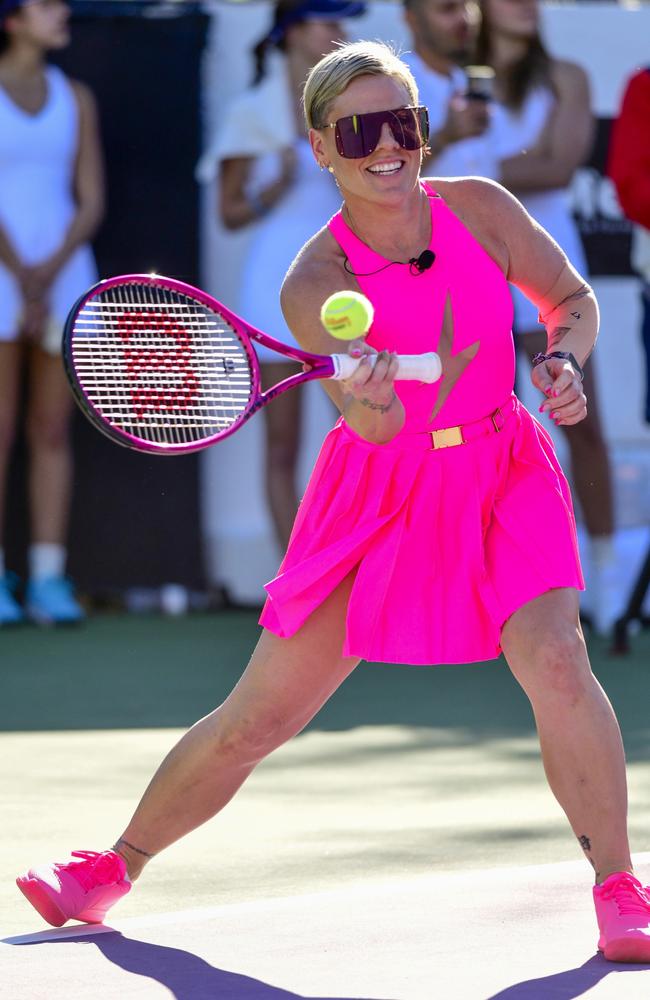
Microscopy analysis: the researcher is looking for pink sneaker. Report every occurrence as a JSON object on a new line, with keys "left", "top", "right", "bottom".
{"left": 593, "top": 871, "right": 650, "bottom": 962}
{"left": 16, "top": 850, "right": 130, "bottom": 927}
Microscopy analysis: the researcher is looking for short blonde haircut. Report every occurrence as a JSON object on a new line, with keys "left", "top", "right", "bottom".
{"left": 303, "top": 40, "right": 420, "bottom": 131}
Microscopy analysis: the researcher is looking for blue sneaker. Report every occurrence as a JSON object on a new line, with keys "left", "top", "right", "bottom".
{"left": 0, "top": 574, "right": 24, "bottom": 625}
{"left": 26, "top": 577, "right": 85, "bottom": 626}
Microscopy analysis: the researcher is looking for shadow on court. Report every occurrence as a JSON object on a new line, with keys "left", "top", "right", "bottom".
{"left": 11, "top": 932, "right": 649, "bottom": 1000}
{"left": 485, "top": 954, "right": 650, "bottom": 999}
{"left": 9, "top": 931, "right": 387, "bottom": 1000}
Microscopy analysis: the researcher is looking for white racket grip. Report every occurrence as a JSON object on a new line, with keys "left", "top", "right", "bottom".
{"left": 331, "top": 351, "right": 442, "bottom": 383}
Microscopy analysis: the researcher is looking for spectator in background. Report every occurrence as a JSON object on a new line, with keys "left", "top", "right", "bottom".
{"left": 198, "top": 0, "right": 365, "bottom": 552}
{"left": 608, "top": 66, "right": 650, "bottom": 425}
{"left": 0, "top": 0, "right": 104, "bottom": 624}
{"left": 475, "top": 0, "right": 618, "bottom": 635}
{"left": 401, "top": 0, "right": 498, "bottom": 179}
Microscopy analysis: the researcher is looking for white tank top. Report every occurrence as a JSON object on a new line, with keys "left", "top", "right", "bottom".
{"left": 0, "top": 64, "right": 79, "bottom": 263}
{"left": 491, "top": 86, "right": 577, "bottom": 234}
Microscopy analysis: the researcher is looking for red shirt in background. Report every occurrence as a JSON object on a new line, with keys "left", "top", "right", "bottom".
{"left": 607, "top": 67, "right": 650, "bottom": 229}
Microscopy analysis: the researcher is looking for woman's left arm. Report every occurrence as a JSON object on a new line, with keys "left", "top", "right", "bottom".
{"left": 26, "top": 81, "right": 105, "bottom": 299}
{"left": 456, "top": 178, "right": 596, "bottom": 425}
{"left": 499, "top": 61, "right": 594, "bottom": 193}
{"left": 498, "top": 182, "right": 597, "bottom": 423}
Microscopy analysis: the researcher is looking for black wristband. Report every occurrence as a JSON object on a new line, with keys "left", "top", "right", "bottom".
{"left": 532, "top": 351, "right": 584, "bottom": 381}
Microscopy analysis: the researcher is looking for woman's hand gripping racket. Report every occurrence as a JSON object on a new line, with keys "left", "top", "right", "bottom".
{"left": 63, "top": 274, "right": 442, "bottom": 454}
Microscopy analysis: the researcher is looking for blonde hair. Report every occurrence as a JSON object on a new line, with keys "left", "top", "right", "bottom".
{"left": 303, "top": 40, "right": 419, "bottom": 131}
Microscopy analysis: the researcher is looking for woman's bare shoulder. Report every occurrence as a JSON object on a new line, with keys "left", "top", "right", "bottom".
{"left": 430, "top": 175, "right": 512, "bottom": 210}
{"left": 549, "top": 58, "right": 590, "bottom": 93}
{"left": 427, "top": 177, "right": 526, "bottom": 270}
{"left": 283, "top": 225, "right": 348, "bottom": 293}
{"left": 281, "top": 226, "right": 352, "bottom": 346}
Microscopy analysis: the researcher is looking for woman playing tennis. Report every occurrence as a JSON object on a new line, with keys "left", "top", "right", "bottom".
{"left": 17, "top": 40, "right": 650, "bottom": 962}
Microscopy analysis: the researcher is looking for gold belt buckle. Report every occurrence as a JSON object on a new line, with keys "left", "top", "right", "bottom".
{"left": 491, "top": 407, "right": 504, "bottom": 433}
{"left": 430, "top": 425, "right": 464, "bottom": 449}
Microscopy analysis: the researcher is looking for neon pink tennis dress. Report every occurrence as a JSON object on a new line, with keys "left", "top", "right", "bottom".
{"left": 259, "top": 183, "right": 584, "bottom": 664}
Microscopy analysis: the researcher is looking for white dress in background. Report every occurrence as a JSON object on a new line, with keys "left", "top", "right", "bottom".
{"left": 492, "top": 86, "right": 589, "bottom": 332}
{"left": 197, "top": 52, "right": 342, "bottom": 361}
{"left": 0, "top": 65, "right": 97, "bottom": 354}
{"left": 241, "top": 139, "right": 342, "bottom": 359}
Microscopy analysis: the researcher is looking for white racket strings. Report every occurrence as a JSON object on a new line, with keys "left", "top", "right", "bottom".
{"left": 71, "top": 282, "right": 254, "bottom": 446}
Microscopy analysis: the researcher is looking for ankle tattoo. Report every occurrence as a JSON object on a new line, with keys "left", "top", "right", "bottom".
{"left": 578, "top": 834, "right": 600, "bottom": 879}
{"left": 114, "top": 837, "right": 155, "bottom": 860}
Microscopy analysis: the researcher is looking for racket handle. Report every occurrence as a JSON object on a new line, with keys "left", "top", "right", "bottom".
{"left": 331, "top": 351, "right": 442, "bottom": 383}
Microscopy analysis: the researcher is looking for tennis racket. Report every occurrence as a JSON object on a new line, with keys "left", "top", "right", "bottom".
{"left": 62, "top": 273, "right": 442, "bottom": 455}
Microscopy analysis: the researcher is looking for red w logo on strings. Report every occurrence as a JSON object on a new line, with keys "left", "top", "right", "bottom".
{"left": 117, "top": 310, "right": 200, "bottom": 421}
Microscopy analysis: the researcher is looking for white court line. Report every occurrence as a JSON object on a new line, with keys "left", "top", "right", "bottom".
{"left": 4, "top": 851, "right": 650, "bottom": 948}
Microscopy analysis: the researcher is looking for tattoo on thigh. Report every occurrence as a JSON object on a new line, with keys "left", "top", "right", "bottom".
{"left": 579, "top": 834, "right": 592, "bottom": 853}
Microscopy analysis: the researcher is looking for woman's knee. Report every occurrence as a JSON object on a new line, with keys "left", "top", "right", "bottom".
{"left": 512, "top": 627, "right": 591, "bottom": 704}
{"left": 213, "top": 706, "right": 301, "bottom": 766}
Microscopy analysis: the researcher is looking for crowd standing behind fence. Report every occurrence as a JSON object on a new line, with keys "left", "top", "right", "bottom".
{"left": 0, "top": 0, "right": 104, "bottom": 626}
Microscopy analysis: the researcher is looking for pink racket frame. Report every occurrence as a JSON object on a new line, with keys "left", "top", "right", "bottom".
{"left": 65, "top": 273, "right": 341, "bottom": 455}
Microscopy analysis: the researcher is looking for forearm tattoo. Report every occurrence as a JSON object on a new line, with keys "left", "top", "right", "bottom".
{"left": 359, "top": 392, "right": 397, "bottom": 414}
{"left": 546, "top": 286, "right": 591, "bottom": 350}
{"left": 548, "top": 325, "right": 572, "bottom": 349}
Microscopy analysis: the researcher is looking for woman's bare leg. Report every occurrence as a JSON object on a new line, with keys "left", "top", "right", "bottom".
{"left": 26, "top": 346, "right": 75, "bottom": 544}
{"left": 0, "top": 342, "right": 22, "bottom": 545}
{"left": 261, "top": 362, "right": 302, "bottom": 552}
{"left": 501, "top": 588, "right": 631, "bottom": 882}
{"left": 115, "top": 570, "right": 360, "bottom": 879}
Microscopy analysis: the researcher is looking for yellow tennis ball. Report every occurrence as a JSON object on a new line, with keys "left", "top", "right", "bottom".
{"left": 320, "top": 290, "right": 374, "bottom": 340}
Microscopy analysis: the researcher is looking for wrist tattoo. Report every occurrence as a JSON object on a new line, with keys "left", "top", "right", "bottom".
{"left": 114, "top": 837, "right": 156, "bottom": 860}
{"left": 548, "top": 325, "right": 572, "bottom": 349}
{"left": 359, "top": 392, "right": 396, "bottom": 414}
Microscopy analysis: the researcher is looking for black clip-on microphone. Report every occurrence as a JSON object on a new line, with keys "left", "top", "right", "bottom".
{"left": 409, "top": 249, "right": 436, "bottom": 273}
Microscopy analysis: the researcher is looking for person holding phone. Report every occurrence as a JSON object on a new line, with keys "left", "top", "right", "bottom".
{"left": 402, "top": 0, "right": 498, "bottom": 178}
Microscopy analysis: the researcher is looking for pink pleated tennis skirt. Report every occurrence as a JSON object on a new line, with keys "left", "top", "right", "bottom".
{"left": 260, "top": 395, "right": 583, "bottom": 665}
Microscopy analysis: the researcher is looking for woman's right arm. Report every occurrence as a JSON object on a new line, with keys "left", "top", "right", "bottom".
{"left": 499, "top": 61, "right": 594, "bottom": 192}
{"left": 281, "top": 239, "right": 405, "bottom": 445}
{"left": 219, "top": 148, "right": 296, "bottom": 230}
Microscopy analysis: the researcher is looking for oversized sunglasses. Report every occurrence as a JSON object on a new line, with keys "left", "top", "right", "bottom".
{"left": 320, "top": 105, "right": 430, "bottom": 159}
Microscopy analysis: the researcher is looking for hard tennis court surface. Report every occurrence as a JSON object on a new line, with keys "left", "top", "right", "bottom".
{"left": 2, "top": 613, "right": 650, "bottom": 998}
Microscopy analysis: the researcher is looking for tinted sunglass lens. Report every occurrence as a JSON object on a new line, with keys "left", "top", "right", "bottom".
{"left": 394, "top": 108, "right": 427, "bottom": 150}
{"left": 337, "top": 114, "right": 380, "bottom": 158}
{"left": 334, "top": 107, "right": 429, "bottom": 158}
